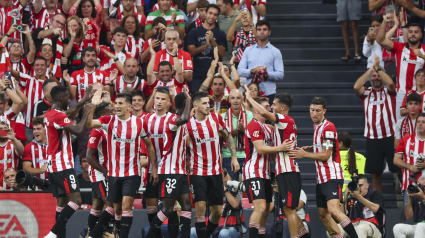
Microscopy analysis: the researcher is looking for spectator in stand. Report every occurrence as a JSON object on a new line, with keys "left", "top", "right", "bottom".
{"left": 4, "top": 78, "right": 28, "bottom": 143}
{"left": 1, "top": 168, "right": 26, "bottom": 191}
{"left": 144, "top": 0, "right": 185, "bottom": 40}
{"left": 400, "top": 70, "right": 425, "bottom": 117}
{"left": 103, "top": 0, "right": 144, "bottom": 31}
{"left": 116, "top": 0, "right": 146, "bottom": 27}
{"left": 337, "top": 0, "right": 361, "bottom": 62}
{"left": 140, "top": 17, "right": 167, "bottom": 65}
{"left": 217, "top": 0, "right": 241, "bottom": 64}
{"left": 394, "top": 113, "right": 425, "bottom": 204}
{"left": 393, "top": 175, "right": 425, "bottom": 238}
{"left": 377, "top": 19, "right": 425, "bottom": 121}
{"left": 131, "top": 90, "right": 147, "bottom": 117}
{"left": 63, "top": 16, "right": 91, "bottom": 74}
{"left": 188, "top": 4, "right": 227, "bottom": 92}
{"left": 395, "top": 93, "right": 421, "bottom": 149}
{"left": 227, "top": 10, "right": 257, "bottom": 67}
{"left": 1, "top": 25, "right": 35, "bottom": 74}
{"left": 69, "top": 0, "right": 103, "bottom": 45}
{"left": 363, "top": 15, "right": 384, "bottom": 69}
{"left": 32, "top": 79, "right": 58, "bottom": 119}
{"left": 154, "top": 30, "right": 193, "bottom": 83}
{"left": 339, "top": 174, "right": 384, "bottom": 238}
{"left": 0, "top": 0, "right": 28, "bottom": 41}
{"left": 212, "top": 57, "right": 241, "bottom": 97}
{"left": 238, "top": 20, "right": 283, "bottom": 104}
{"left": 221, "top": 89, "right": 252, "bottom": 181}
{"left": 98, "top": 27, "right": 130, "bottom": 77}
{"left": 338, "top": 132, "right": 366, "bottom": 193}
{"left": 0, "top": 78, "right": 23, "bottom": 130}
{"left": 22, "top": 117, "right": 48, "bottom": 180}
{"left": 113, "top": 15, "right": 145, "bottom": 63}
{"left": 0, "top": 121, "right": 24, "bottom": 189}
{"left": 243, "top": 82, "right": 266, "bottom": 110}
{"left": 233, "top": 0, "right": 265, "bottom": 26}
{"left": 32, "top": 13, "right": 67, "bottom": 66}
{"left": 31, "top": 43, "right": 63, "bottom": 81}
{"left": 68, "top": 47, "right": 110, "bottom": 102}
{"left": 77, "top": 154, "right": 93, "bottom": 206}
{"left": 370, "top": 0, "right": 425, "bottom": 19}
{"left": 187, "top": 0, "right": 209, "bottom": 34}
{"left": 354, "top": 55, "right": 397, "bottom": 193}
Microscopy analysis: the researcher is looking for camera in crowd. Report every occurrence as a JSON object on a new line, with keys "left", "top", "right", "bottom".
{"left": 15, "top": 170, "right": 50, "bottom": 190}
{"left": 407, "top": 184, "right": 425, "bottom": 194}
{"left": 347, "top": 169, "right": 359, "bottom": 192}
{"left": 226, "top": 180, "right": 246, "bottom": 192}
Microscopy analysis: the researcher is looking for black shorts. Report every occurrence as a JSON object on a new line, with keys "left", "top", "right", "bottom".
{"left": 92, "top": 180, "right": 108, "bottom": 199}
{"left": 316, "top": 179, "right": 344, "bottom": 208}
{"left": 107, "top": 176, "right": 141, "bottom": 203}
{"left": 366, "top": 136, "right": 399, "bottom": 173}
{"left": 244, "top": 177, "right": 272, "bottom": 203}
{"left": 48, "top": 169, "right": 80, "bottom": 197}
{"left": 276, "top": 172, "right": 302, "bottom": 208}
{"left": 158, "top": 174, "right": 190, "bottom": 198}
{"left": 144, "top": 173, "right": 159, "bottom": 199}
{"left": 190, "top": 175, "right": 223, "bottom": 206}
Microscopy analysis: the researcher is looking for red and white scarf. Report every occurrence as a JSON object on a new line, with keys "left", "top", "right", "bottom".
{"left": 233, "top": 27, "right": 257, "bottom": 63}
{"left": 400, "top": 115, "right": 418, "bottom": 138}
{"left": 225, "top": 106, "right": 248, "bottom": 151}
{"left": 195, "top": 17, "right": 203, "bottom": 27}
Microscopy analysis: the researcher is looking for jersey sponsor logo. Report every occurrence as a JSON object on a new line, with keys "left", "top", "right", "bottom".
{"left": 0, "top": 158, "right": 12, "bottom": 163}
{"left": 36, "top": 159, "right": 49, "bottom": 163}
{"left": 403, "top": 56, "right": 422, "bottom": 64}
{"left": 89, "top": 137, "right": 96, "bottom": 144}
{"left": 253, "top": 131, "right": 260, "bottom": 137}
{"left": 195, "top": 137, "right": 217, "bottom": 144}
{"left": 80, "top": 83, "right": 86, "bottom": 90}
{"left": 150, "top": 134, "right": 165, "bottom": 138}
{"left": 64, "top": 118, "right": 71, "bottom": 124}
{"left": 112, "top": 134, "right": 135, "bottom": 143}
{"left": 369, "top": 100, "right": 385, "bottom": 106}
{"left": 0, "top": 200, "right": 39, "bottom": 237}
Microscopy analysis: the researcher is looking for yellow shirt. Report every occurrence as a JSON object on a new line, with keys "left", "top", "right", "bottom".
{"left": 340, "top": 150, "right": 366, "bottom": 192}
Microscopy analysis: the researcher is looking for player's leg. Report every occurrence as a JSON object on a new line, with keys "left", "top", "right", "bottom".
{"left": 206, "top": 175, "right": 224, "bottom": 238}
{"left": 89, "top": 180, "right": 114, "bottom": 238}
{"left": 327, "top": 199, "right": 358, "bottom": 238}
{"left": 258, "top": 202, "right": 270, "bottom": 238}
{"left": 88, "top": 198, "right": 104, "bottom": 234}
{"left": 169, "top": 175, "right": 191, "bottom": 238}
{"left": 55, "top": 196, "right": 68, "bottom": 221}
{"left": 318, "top": 207, "right": 341, "bottom": 236}
{"left": 177, "top": 192, "right": 193, "bottom": 238}
{"left": 145, "top": 173, "right": 162, "bottom": 238}
{"left": 114, "top": 202, "right": 123, "bottom": 236}
{"left": 250, "top": 199, "right": 266, "bottom": 238}
{"left": 119, "top": 175, "right": 141, "bottom": 238}
{"left": 191, "top": 175, "right": 209, "bottom": 238}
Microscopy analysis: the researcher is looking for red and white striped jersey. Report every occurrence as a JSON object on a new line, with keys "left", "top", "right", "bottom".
{"left": 31, "top": 6, "right": 66, "bottom": 39}
{"left": 117, "top": 11, "right": 146, "bottom": 27}
{"left": 87, "top": 128, "right": 108, "bottom": 182}
{"left": 359, "top": 87, "right": 397, "bottom": 139}
{"left": 187, "top": 113, "right": 226, "bottom": 176}
{"left": 44, "top": 109, "right": 75, "bottom": 173}
{"left": 0, "top": 108, "right": 17, "bottom": 129}
{"left": 99, "top": 45, "right": 132, "bottom": 77}
{"left": 153, "top": 49, "right": 193, "bottom": 73}
{"left": 99, "top": 115, "right": 148, "bottom": 177}
{"left": 11, "top": 57, "right": 32, "bottom": 75}
{"left": 22, "top": 140, "right": 48, "bottom": 179}
{"left": 125, "top": 35, "right": 144, "bottom": 61}
{"left": 391, "top": 42, "right": 425, "bottom": 94}
{"left": 395, "top": 116, "right": 417, "bottom": 140}
{"left": 243, "top": 119, "right": 273, "bottom": 180}
{"left": 0, "top": 141, "right": 19, "bottom": 189}
{"left": 149, "top": 77, "right": 186, "bottom": 94}
{"left": 142, "top": 38, "right": 166, "bottom": 63}
{"left": 0, "top": 0, "right": 25, "bottom": 40}
{"left": 395, "top": 134, "right": 425, "bottom": 190}
{"left": 313, "top": 119, "right": 344, "bottom": 184}
{"left": 104, "top": 0, "right": 144, "bottom": 9}
{"left": 70, "top": 69, "right": 109, "bottom": 102}
{"left": 401, "top": 89, "right": 425, "bottom": 111}
{"left": 19, "top": 72, "right": 46, "bottom": 128}
{"left": 144, "top": 112, "right": 187, "bottom": 175}
{"left": 114, "top": 75, "right": 152, "bottom": 97}
{"left": 273, "top": 113, "right": 300, "bottom": 174}
{"left": 233, "top": 0, "right": 266, "bottom": 25}
{"left": 29, "top": 63, "right": 62, "bottom": 79}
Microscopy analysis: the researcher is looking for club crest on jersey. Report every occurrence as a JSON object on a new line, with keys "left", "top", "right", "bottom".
{"left": 96, "top": 75, "right": 102, "bottom": 81}
{"left": 253, "top": 131, "right": 260, "bottom": 138}
{"left": 254, "top": 190, "right": 259, "bottom": 196}
{"left": 6, "top": 150, "right": 11, "bottom": 155}
{"left": 71, "top": 184, "right": 77, "bottom": 190}
{"left": 167, "top": 188, "right": 172, "bottom": 194}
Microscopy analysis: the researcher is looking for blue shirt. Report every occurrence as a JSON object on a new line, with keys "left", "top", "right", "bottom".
{"left": 237, "top": 42, "right": 284, "bottom": 95}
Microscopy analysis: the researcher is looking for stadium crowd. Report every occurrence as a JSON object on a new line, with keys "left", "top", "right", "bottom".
{"left": 0, "top": 0, "right": 424, "bottom": 237}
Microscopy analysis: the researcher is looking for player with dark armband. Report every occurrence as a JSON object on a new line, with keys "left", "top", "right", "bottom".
{"left": 186, "top": 91, "right": 240, "bottom": 238}
{"left": 85, "top": 101, "right": 116, "bottom": 238}
{"left": 43, "top": 85, "right": 94, "bottom": 238}
{"left": 289, "top": 97, "right": 358, "bottom": 238}
{"left": 86, "top": 91, "right": 158, "bottom": 238}
{"left": 144, "top": 87, "right": 193, "bottom": 238}
{"left": 245, "top": 87, "right": 311, "bottom": 238}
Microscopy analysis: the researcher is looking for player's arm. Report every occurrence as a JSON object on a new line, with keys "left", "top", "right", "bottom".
{"left": 65, "top": 84, "right": 94, "bottom": 119}
{"left": 175, "top": 89, "right": 192, "bottom": 127}
{"left": 86, "top": 147, "right": 108, "bottom": 175}
{"left": 244, "top": 85, "right": 276, "bottom": 122}
{"left": 219, "top": 128, "right": 240, "bottom": 172}
{"left": 23, "top": 161, "right": 46, "bottom": 175}
{"left": 64, "top": 103, "right": 95, "bottom": 135}
{"left": 376, "top": 16, "right": 394, "bottom": 51}
{"left": 85, "top": 92, "right": 103, "bottom": 128}
{"left": 252, "top": 139, "right": 294, "bottom": 155}
{"left": 143, "top": 137, "right": 159, "bottom": 185}
{"left": 288, "top": 147, "right": 332, "bottom": 161}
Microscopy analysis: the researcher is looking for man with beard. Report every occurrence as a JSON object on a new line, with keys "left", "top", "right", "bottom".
{"left": 43, "top": 84, "right": 94, "bottom": 238}
{"left": 353, "top": 55, "right": 397, "bottom": 193}
{"left": 377, "top": 19, "right": 425, "bottom": 121}
{"left": 67, "top": 47, "right": 110, "bottom": 102}
{"left": 22, "top": 117, "right": 48, "bottom": 180}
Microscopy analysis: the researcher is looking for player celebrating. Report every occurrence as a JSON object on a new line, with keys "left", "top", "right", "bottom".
{"left": 86, "top": 91, "right": 158, "bottom": 238}
{"left": 43, "top": 85, "right": 94, "bottom": 238}
{"left": 187, "top": 91, "right": 239, "bottom": 238}
{"left": 289, "top": 97, "right": 358, "bottom": 238}
{"left": 245, "top": 89, "right": 311, "bottom": 238}
{"left": 144, "top": 88, "right": 192, "bottom": 238}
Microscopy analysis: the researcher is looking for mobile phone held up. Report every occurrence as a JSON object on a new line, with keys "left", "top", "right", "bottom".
{"left": 368, "top": 27, "right": 375, "bottom": 35}
{"left": 0, "top": 130, "right": 8, "bottom": 137}
{"left": 154, "top": 31, "right": 162, "bottom": 52}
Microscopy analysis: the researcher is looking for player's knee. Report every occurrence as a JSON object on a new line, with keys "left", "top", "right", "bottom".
{"left": 72, "top": 197, "right": 82, "bottom": 206}
{"left": 195, "top": 202, "right": 206, "bottom": 213}
{"left": 162, "top": 206, "right": 174, "bottom": 217}
{"left": 180, "top": 201, "right": 192, "bottom": 211}
{"left": 254, "top": 202, "right": 267, "bottom": 214}
{"left": 327, "top": 207, "right": 340, "bottom": 218}
{"left": 318, "top": 212, "right": 328, "bottom": 221}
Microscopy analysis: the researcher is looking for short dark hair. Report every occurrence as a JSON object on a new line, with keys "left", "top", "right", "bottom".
{"left": 34, "top": 57, "right": 47, "bottom": 66}
{"left": 212, "top": 75, "right": 225, "bottom": 86}
{"left": 32, "top": 117, "right": 45, "bottom": 127}
{"left": 158, "top": 61, "right": 172, "bottom": 71}
{"left": 256, "top": 20, "right": 271, "bottom": 31}
{"left": 415, "top": 69, "right": 425, "bottom": 78}
{"left": 82, "top": 46, "right": 97, "bottom": 58}
{"left": 50, "top": 86, "right": 69, "bottom": 102}
{"left": 79, "top": 153, "right": 86, "bottom": 165}
{"left": 357, "top": 174, "right": 368, "bottom": 183}
{"left": 206, "top": 4, "right": 220, "bottom": 15}
{"left": 156, "top": 86, "right": 170, "bottom": 97}
{"left": 407, "top": 23, "right": 422, "bottom": 29}
{"left": 406, "top": 92, "right": 423, "bottom": 104}
{"left": 192, "top": 91, "right": 209, "bottom": 103}
{"left": 222, "top": 0, "right": 233, "bottom": 7}
{"left": 42, "top": 79, "right": 57, "bottom": 91}
{"left": 113, "top": 26, "right": 129, "bottom": 36}
{"left": 153, "top": 17, "right": 167, "bottom": 27}
{"left": 250, "top": 96, "right": 269, "bottom": 111}
{"left": 197, "top": 0, "right": 209, "bottom": 8}
{"left": 131, "top": 90, "right": 146, "bottom": 101}
{"left": 370, "top": 15, "right": 383, "bottom": 25}
{"left": 418, "top": 112, "right": 425, "bottom": 119}
{"left": 311, "top": 97, "right": 327, "bottom": 109}
{"left": 175, "top": 92, "right": 187, "bottom": 109}
{"left": 116, "top": 93, "right": 132, "bottom": 105}
{"left": 94, "top": 101, "right": 111, "bottom": 118}
{"left": 275, "top": 93, "right": 293, "bottom": 109}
